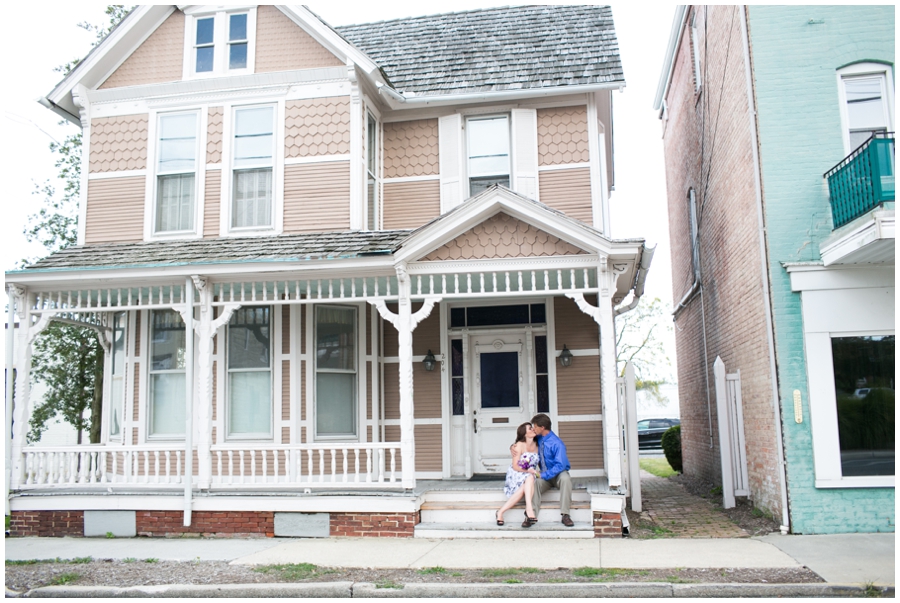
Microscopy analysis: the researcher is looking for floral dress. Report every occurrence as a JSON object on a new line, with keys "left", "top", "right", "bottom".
{"left": 504, "top": 451, "right": 540, "bottom": 498}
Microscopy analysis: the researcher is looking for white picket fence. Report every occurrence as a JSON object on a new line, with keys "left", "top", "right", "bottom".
{"left": 19, "top": 442, "right": 402, "bottom": 489}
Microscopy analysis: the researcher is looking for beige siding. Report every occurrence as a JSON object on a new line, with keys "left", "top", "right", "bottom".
{"left": 383, "top": 181, "right": 441, "bottom": 230}
{"left": 203, "top": 170, "right": 221, "bottom": 238}
{"left": 557, "top": 421, "right": 603, "bottom": 470}
{"left": 383, "top": 364, "right": 399, "bottom": 420}
{"left": 556, "top": 360, "right": 601, "bottom": 415}
{"left": 383, "top": 424, "right": 441, "bottom": 472}
{"left": 538, "top": 167, "right": 593, "bottom": 224}
{"left": 285, "top": 97, "right": 351, "bottom": 158}
{"left": 537, "top": 106, "right": 590, "bottom": 166}
{"left": 283, "top": 162, "right": 351, "bottom": 232}
{"left": 282, "top": 359, "right": 290, "bottom": 421}
{"left": 554, "top": 295, "right": 599, "bottom": 351}
{"left": 99, "top": 10, "right": 184, "bottom": 89}
{"left": 413, "top": 365, "right": 441, "bottom": 419}
{"left": 207, "top": 107, "right": 223, "bottom": 164}
{"left": 281, "top": 306, "right": 290, "bottom": 355}
{"left": 383, "top": 119, "right": 439, "bottom": 178}
{"left": 211, "top": 362, "right": 217, "bottom": 421}
{"left": 255, "top": 5, "right": 344, "bottom": 72}
{"left": 85, "top": 177, "right": 145, "bottom": 244}
{"left": 89, "top": 115, "right": 149, "bottom": 173}
{"left": 423, "top": 212, "right": 587, "bottom": 261}
{"left": 133, "top": 312, "right": 141, "bottom": 356}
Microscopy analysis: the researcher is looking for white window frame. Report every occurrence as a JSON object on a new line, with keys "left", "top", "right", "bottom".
{"left": 182, "top": 6, "right": 256, "bottom": 80}
{"left": 365, "top": 110, "right": 381, "bottom": 231}
{"left": 148, "top": 109, "right": 204, "bottom": 238}
{"left": 836, "top": 62, "right": 895, "bottom": 155}
{"left": 225, "top": 306, "right": 274, "bottom": 441}
{"left": 147, "top": 309, "right": 187, "bottom": 441}
{"left": 466, "top": 114, "right": 512, "bottom": 197}
{"left": 106, "top": 311, "right": 128, "bottom": 442}
{"left": 225, "top": 102, "right": 282, "bottom": 235}
{"left": 313, "top": 304, "right": 360, "bottom": 442}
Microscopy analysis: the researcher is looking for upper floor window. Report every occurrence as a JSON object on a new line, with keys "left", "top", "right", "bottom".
{"left": 231, "top": 105, "right": 275, "bottom": 231}
{"left": 185, "top": 8, "right": 255, "bottom": 78}
{"left": 155, "top": 112, "right": 199, "bottom": 234}
{"left": 467, "top": 115, "right": 510, "bottom": 196}
{"left": 366, "top": 112, "right": 380, "bottom": 230}
{"left": 838, "top": 63, "right": 894, "bottom": 153}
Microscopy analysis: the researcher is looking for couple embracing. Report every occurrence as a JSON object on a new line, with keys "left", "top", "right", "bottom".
{"left": 495, "top": 413, "right": 574, "bottom": 528}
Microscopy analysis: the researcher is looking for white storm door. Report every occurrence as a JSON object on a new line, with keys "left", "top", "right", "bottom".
{"left": 472, "top": 333, "right": 529, "bottom": 473}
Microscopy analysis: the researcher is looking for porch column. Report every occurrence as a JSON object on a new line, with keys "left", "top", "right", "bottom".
{"left": 370, "top": 265, "right": 441, "bottom": 489}
{"left": 9, "top": 287, "right": 35, "bottom": 488}
{"left": 565, "top": 262, "right": 627, "bottom": 489}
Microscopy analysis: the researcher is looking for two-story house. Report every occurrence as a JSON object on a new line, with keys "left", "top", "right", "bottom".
{"left": 655, "top": 5, "right": 893, "bottom": 534}
{"left": 6, "top": 5, "right": 652, "bottom": 539}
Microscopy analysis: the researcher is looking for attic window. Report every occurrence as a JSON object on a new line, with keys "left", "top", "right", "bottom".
{"left": 184, "top": 8, "right": 256, "bottom": 78}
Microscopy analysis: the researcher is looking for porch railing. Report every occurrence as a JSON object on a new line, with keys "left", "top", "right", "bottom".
{"left": 18, "top": 442, "right": 402, "bottom": 490}
{"left": 825, "top": 132, "right": 895, "bottom": 228}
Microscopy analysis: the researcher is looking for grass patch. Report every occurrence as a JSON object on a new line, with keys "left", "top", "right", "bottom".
{"left": 49, "top": 572, "right": 81, "bottom": 586}
{"left": 639, "top": 458, "right": 676, "bottom": 478}
{"left": 864, "top": 582, "right": 881, "bottom": 598}
{"left": 547, "top": 578, "right": 571, "bottom": 583}
{"left": 417, "top": 566, "right": 447, "bottom": 575}
{"left": 504, "top": 579, "right": 523, "bottom": 584}
{"left": 71, "top": 557, "right": 93, "bottom": 564}
{"left": 375, "top": 580, "right": 404, "bottom": 589}
{"left": 664, "top": 576, "right": 696, "bottom": 583}
{"left": 143, "top": 558, "right": 159, "bottom": 563}
{"left": 574, "top": 567, "right": 647, "bottom": 581}
{"left": 519, "top": 567, "right": 543, "bottom": 574}
{"left": 123, "top": 558, "right": 137, "bottom": 563}
{"left": 450, "top": 572, "right": 463, "bottom": 577}
{"left": 482, "top": 568, "right": 519, "bottom": 577}
{"left": 254, "top": 563, "right": 320, "bottom": 581}
{"left": 649, "top": 525, "right": 674, "bottom": 537}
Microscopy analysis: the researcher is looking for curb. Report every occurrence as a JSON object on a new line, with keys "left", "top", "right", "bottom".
{"left": 7, "top": 582, "right": 894, "bottom": 598}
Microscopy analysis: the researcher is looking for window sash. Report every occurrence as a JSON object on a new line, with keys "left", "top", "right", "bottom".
{"left": 226, "top": 307, "right": 272, "bottom": 437}
{"left": 155, "top": 112, "right": 198, "bottom": 234}
{"left": 467, "top": 116, "right": 510, "bottom": 178}
{"left": 231, "top": 105, "right": 275, "bottom": 230}
{"left": 149, "top": 310, "right": 186, "bottom": 438}
{"left": 232, "top": 168, "right": 273, "bottom": 228}
{"left": 156, "top": 174, "right": 196, "bottom": 232}
{"left": 315, "top": 306, "right": 358, "bottom": 438}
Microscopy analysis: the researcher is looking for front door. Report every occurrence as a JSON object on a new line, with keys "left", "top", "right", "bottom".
{"left": 472, "top": 331, "right": 530, "bottom": 473}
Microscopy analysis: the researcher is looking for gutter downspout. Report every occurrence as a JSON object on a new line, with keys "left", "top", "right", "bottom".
{"left": 5, "top": 292, "right": 15, "bottom": 517}
{"left": 739, "top": 6, "right": 790, "bottom": 535}
{"left": 614, "top": 244, "right": 656, "bottom": 316}
{"left": 184, "top": 277, "right": 194, "bottom": 527}
{"left": 376, "top": 81, "right": 625, "bottom": 108}
{"left": 37, "top": 97, "right": 82, "bottom": 127}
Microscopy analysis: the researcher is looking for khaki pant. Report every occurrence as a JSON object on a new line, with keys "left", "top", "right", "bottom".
{"left": 531, "top": 470, "right": 572, "bottom": 518}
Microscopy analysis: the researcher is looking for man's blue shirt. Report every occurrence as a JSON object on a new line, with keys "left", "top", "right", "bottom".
{"left": 537, "top": 430, "right": 570, "bottom": 481}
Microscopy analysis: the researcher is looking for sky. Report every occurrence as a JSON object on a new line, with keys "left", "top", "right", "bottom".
{"left": 1, "top": 2, "right": 678, "bottom": 393}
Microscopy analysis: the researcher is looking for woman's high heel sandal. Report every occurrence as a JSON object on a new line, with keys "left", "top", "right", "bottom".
{"left": 495, "top": 511, "right": 504, "bottom": 526}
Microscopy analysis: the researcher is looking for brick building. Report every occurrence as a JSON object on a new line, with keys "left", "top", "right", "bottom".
{"left": 655, "top": 5, "right": 893, "bottom": 534}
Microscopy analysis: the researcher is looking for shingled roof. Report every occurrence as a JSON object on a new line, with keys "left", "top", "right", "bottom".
{"left": 335, "top": 5, "right": 624, "bottom": 97}
{"left": 20, "top": 230, "right": 411, "bottom": 273}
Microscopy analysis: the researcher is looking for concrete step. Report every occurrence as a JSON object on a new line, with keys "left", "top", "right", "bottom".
{"left": 414, "top": 521, "right": 595, "bottom": 539}
{"left": 421, "top": 506, "right": 592, "bottom": 524}
{"left": 422, "top": 490, "right": 592, "bottom": 504}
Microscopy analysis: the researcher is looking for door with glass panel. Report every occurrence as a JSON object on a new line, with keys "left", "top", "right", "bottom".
{"left": 471, "top": 331, "right": 530, "bottom": 474}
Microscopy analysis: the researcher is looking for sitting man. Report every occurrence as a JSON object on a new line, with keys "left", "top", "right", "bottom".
{"left": 528, "top": 413, "right": 574, "bottom": 527}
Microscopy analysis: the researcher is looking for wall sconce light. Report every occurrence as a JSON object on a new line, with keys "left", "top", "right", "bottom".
{"left": 559, "top": 345, "right": 573, "bottom": 368}
{"left": 423, "top": 350, "right": 436, "bottom": 372}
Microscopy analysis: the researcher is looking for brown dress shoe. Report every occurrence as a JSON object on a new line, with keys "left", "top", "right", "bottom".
{"left": 561, "top": 514, "right": 574, "bottom": 527}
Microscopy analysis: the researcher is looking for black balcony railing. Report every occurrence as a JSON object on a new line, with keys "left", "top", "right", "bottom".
{"left": 824, "top": 132, "right": 895, "bottom": 229}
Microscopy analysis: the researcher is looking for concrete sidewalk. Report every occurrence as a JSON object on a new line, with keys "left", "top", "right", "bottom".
{"left": 5, "top": 532, "right": 894, "bottom": 586}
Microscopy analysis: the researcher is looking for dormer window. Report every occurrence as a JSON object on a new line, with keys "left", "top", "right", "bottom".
{"left": 184, "top": 8, "right": 256, "bottom": 78}
{"left": 467, "top": 115, "right": 510, "bottom": 196}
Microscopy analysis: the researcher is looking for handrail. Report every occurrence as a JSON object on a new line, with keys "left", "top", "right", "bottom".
{"left": 824, "top": 132, "right": 894, "bottom": 229}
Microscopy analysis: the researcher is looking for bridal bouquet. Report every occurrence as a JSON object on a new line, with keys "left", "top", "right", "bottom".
{"left": 518, "top": 456, "right": 537, "bottom": 471}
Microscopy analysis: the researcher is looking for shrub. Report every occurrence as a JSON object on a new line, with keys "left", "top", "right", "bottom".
{"left": 661, "top": 425, "right": 682, "bottom": 473}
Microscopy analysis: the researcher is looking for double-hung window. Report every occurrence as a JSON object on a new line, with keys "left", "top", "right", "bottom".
{"left": 155, "top": 112, "right": 199, "bottom": 234}
{"left": 366, "top": 112, "right": 380, "bottom": 230}
{"left": 315, "top": 306, "right": 357, "bottom": 439}
{"left": 187, "top": 9, "right": 254, "bottom": 78}
{"left": 149, "top": 310, "right": 186, "bottom": 438}
{"left": 232, "top": 105, "right": 275, "bottom": 230}
{"left": 838, "top": 64, "right": 894, "bottom": 153}
{"left": 108, "top": 312, "right": 126, "bottom": 440}
{"left": 227, "top": 307, "right": 272, "bottom": 438}
{"left": 467, "top": 115, "right": 510, "bottom": 196}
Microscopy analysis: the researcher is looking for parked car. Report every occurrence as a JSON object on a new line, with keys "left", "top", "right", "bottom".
{"left": 637, "top": 418, "right": 680, "bottom": 449}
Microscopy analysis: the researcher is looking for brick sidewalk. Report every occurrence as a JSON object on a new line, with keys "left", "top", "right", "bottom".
{"left": 636, "top": 471, "right": 749, "bottom": 538}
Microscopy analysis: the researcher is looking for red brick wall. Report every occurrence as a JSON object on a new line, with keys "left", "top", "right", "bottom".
{"left": 662, "top": 6, "right": 783, "bottom": 517}
{"left": 9, "top": 511, "right": 84, "bottom": 537}
{"left": 330, "top": 511, "right": 419, "bottom": 537}
{"left": 136, "top": 511, "right": 274, "bottom": 538}
{"left": 592, "top": 512, "right": 622, "bottom": 538}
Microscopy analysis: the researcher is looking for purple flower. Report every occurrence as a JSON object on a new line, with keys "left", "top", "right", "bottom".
{"left": 518, "top": 457, "right": 535, "bottom": 471}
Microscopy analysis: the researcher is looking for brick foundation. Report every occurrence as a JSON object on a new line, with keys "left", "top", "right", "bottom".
{"left": 136, "top": 511, "right": 275, "bottom": 538}
{"left": 9, "top": 511, "right": 84, "bottom": 537}
{"left": 592, "top": 511, "right": 623, "bottom": 538}
{"left": 330, "top": 511, "right": 419, "bottom": 537}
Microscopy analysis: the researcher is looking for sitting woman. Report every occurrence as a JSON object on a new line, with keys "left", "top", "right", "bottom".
{"left": 496, "top": 422, "right": 540, "bottom": 527}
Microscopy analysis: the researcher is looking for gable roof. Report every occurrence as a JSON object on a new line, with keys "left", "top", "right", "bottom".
{"left": 335, "top": 5, "right": 625, "bottom": 98}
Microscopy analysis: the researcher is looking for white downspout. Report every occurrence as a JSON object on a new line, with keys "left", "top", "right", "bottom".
{"left": 5, "top": 287, "right": 16, "bottom": 517}
{"left": 614, "top": 244, "right": 656, "bottom": 316}
{"left": 184, "top": 277, "right": 194, "bottom": 527}
{"left": 739, "top": 6, "right": 790, "bottom": 535}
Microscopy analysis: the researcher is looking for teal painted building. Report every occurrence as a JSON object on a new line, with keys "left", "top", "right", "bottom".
{"left": 657, "top": 6, "right": 893, "bottom": 534}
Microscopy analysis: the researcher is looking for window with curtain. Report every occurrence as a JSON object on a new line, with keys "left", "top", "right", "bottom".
{"left": 467, "top": 115, "right": 510, "bottom": 196}
{"left": 315, "top": 306, "right": 357, "bottom": 438}
{"left": 109, "top": 312, "right": 126, "bottom": 440}
{"left": 149, "top": 310, "right": 186, "bottom": 437}
{"left": 155, "top": 112, "right": 198, "bottom": 233}
{"left": 232, "top": 105, "right": 274, "bottom": 230}
{"left": 227, "top": 307, "right": 272, "bottom": 437}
